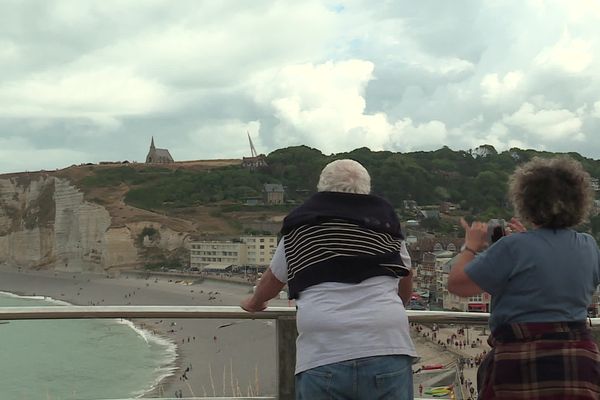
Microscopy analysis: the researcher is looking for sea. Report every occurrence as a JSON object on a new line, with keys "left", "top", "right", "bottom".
{"left": 0, "top": 291, "right": 177, "bottom": 399}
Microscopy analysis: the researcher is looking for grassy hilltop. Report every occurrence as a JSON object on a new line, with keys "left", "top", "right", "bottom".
{"left": 5, "top": 144, "right": 599, "bottom": 241}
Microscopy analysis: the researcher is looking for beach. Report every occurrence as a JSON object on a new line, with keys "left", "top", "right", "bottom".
{"left": 0, "top": 266, "right": 482, "bottom": 399}
{"left": 0, "top": 266, "right": 291, "bottom": 398}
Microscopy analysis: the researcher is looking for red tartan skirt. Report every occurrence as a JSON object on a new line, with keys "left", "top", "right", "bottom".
{"left": 477, "top": 321, "right": 600, "bottom": 400}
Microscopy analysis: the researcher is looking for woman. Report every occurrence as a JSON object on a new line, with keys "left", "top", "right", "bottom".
{"left": 448, "top": 156, "right": 600, "bottom": 399}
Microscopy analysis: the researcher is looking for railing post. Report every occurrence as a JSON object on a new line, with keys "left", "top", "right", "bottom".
{"left": 276, "top": 316, "right": 297, "bottom": 400}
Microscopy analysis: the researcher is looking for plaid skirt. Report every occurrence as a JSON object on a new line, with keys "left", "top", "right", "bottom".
{"left": 477, "top": 321, "right": 600, "bottom": 400}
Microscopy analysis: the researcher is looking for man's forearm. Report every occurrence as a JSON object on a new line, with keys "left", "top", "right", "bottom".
{"left": 251, "top": 268, "right": 285, "bottom": 304}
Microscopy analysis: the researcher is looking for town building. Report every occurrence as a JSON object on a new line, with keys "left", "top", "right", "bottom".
{"left": 189, "top": 241, "right": 247, "bottom": 270}
{"left": 190, "top": 235, "right": 278, "bottom": 271}
{"left": 145, "top": 137, "right": 174, "bottom": 164}
{"left": 240, "top": 235, "right": 278, "bottom": 266}
{"left": 263, "top": 183, "right": 285, "bottom": 205}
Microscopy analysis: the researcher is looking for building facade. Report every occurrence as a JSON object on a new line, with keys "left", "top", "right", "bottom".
{"left": 263, "top": 184, "right": 284, "bottom": 205}
{"left": 240, "top": 235, "right": 278, "bottom": 266}
{"left": 190, "top": 235, "right": 278, "bottom": 271}
{"left": 190, "top": 241, "right": 247, "bottom": 270}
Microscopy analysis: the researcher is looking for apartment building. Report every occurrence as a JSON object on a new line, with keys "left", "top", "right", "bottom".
{"left": 240, "top": 235, "right": 278, "bottom": 266}
{"left": 190, "top": 235, "right": 278, "bottom": 271}
{"left": 190, "top": 241, "right": 247, "bottom": 270}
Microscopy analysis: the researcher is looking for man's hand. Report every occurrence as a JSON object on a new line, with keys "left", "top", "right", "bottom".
{"left": 240, "top": 268, "right": 285, "bottom": 313}
{"left": 241, "top": 296, "right": 267, "bottom": 313}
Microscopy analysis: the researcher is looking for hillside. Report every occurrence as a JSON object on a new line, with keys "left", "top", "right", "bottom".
{"left": 60, "top": 144, "right": 600, "bottom": 221}
{"left": 1, "top": 145, "right": 600, "bottom": 271}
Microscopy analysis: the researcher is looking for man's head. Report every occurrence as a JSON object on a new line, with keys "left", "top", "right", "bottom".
{"left": 317, "top": 159, "right": 371, "bottom": 194}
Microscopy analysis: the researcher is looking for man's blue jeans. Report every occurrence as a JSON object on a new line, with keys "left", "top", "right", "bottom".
{"left": 295, "top": 355, "right": 414, "bottom": 400}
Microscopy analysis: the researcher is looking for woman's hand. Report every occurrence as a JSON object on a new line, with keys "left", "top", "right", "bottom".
{"left": 460, "top": 218, "right": 488, "bottom": 252}
{"left": 507, "top": 217, "right": 526, "bottom": 234}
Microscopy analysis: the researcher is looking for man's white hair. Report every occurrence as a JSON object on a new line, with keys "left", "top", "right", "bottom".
{"left": 317, "top": 159, "right": 371, "bottom": 194}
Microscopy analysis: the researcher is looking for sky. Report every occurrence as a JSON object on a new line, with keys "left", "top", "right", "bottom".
{"left": 1, "top": 0, "right": 600, "bottom": 173}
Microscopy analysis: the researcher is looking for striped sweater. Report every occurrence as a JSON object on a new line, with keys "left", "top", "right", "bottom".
{"left": 281, "top": 192, "right": 410, "bottom": 299}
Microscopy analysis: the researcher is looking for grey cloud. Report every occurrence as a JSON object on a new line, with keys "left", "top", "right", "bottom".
{"left": 1, "top": 0, "right": 600, "bottom": 173}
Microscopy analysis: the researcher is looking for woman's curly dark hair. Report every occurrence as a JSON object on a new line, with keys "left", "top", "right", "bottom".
{"left": 508, "top": 157, "right": 593, "bottom": 229}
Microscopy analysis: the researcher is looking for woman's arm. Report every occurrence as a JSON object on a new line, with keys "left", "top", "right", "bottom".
{"left": 448, "top": 218, "right": 486, "bottom": 297}
{"left": 448, "top": 251, "right": 483, "bottom": 297}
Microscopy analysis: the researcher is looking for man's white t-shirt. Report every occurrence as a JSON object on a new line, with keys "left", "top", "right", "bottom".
{"left": 270, "top": 238, "right": 417, "bottom": 374}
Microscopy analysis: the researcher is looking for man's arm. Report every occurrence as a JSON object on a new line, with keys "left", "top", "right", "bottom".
{"left": 241, "top": 268, "right": 286, "bottom": 313}
{"left": 398, "top": 269, "right": 413, "bottom": 305}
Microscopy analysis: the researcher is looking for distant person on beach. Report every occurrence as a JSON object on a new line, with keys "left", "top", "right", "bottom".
{"left": 241, "top": 159, "right": 416, "bottom": 400}
{"left": 448, "top": 156, "right": 600, "bottom": 399}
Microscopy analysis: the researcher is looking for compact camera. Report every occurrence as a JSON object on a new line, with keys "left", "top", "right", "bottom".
{"left": 487, "top": 219, "right": 506, "bottom": 243}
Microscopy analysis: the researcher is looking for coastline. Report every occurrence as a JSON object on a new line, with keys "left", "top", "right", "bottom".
{"left": 0, "top": 266, "right": 288, "bottom": 398}
{"left": 0, "top": 265, "right": 481, "bottom": 398}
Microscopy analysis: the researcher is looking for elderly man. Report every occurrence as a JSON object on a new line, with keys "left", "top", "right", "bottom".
{"left": 241, "top": 159, "right": 416, "bottom": 400}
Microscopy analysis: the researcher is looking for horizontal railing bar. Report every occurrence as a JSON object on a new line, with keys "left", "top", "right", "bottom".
{"left": 0, "top": 306, "right": 598, "bottom": 327}
{"left": 97, "top": 398, "right": 277, "bottom": 400}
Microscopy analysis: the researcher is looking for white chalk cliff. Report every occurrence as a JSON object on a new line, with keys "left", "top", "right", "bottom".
{"left": 0, "top": 175, "right": 142, "bottom": 270}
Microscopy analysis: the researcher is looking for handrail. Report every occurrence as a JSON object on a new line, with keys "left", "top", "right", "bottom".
{"left": 0, "top": 306, "right": 598, "bottom": 325}
{"left": 1, "top": 306, "right": 597, "bottom": 400}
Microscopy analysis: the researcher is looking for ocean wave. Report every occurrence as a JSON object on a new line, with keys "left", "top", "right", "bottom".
{"left": 0, "top": 290, "right": 178, "bottom": 398}
{"left": 115, "top": 320, "right": 178, "bottom": 398}
{"left": 0, "top": 290, "right": 71, "bottom": 305}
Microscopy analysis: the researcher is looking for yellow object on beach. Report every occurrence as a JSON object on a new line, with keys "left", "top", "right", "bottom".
{"left": 424, "top": 385, "right": 453, "bottom": 397}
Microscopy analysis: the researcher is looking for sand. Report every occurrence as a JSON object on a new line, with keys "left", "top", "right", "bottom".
{"left": 0, "top": 266, "right": 478, "bottom": 399}
{"left": 0, "top": 266, "right": 292, "bottom": 398}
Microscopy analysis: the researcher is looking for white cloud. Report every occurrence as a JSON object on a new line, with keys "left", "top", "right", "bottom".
{"left": 535, "top": 31, "right": 593, "bottom": 73}
{"left": 253, "top": 60, "right": 394, "bottom": 152}
{"left": 0, "top": 67, "right": 169, "bottom": 119}
{"left": 389, "top": 119, "right": 448, "bottom": 152}
{"left": 481, "top": 71, "right": 524, "bottom": 101}
{"left": 3, "top": 1, "right": 600, "bottom": 172}
{"left": 592, "top": 101, "right": 600, "bottom": 118}
{"left": 503, "top": 102, "right": 584, "bottom": 140}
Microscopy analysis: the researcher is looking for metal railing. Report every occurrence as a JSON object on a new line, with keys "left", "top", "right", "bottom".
{"left": 0, "top": 306, "right": 598, "bottom": 400}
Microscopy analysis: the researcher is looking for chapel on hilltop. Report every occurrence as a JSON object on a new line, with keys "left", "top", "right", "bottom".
{"left": 145, "top": 137, "right": 174, "bottom": 164}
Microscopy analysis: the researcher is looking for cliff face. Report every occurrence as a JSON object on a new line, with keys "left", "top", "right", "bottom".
{"left": 0, "top": 175, "right": 143, "bottom": 271}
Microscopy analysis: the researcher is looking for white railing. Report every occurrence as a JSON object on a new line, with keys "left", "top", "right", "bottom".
{"left": 0, "top": 306, "right": 597, "bottom": 400}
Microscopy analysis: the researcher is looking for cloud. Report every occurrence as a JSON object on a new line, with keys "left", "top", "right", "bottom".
{"left": 2, "top": 1, "right": 600, "bottom": 173}
{"left": 389, "top": 119, "right": 448, "bottom": 152}
{"left": 481, "top": 71, "right": 524, "bottom": 102}
{"left": 252, "top": 60, "right": 394, "bottom": 152}
{"left": 535, "top": 31, "right": 593, "bottom": 73}
{"left": 0, "top": 67, "right": 169, "bottom": 120}
{"left": 182, "top": 120, "right": 262, "bottom": 160}
{"left": 593, "top": 101, "right": 600, "bottom": 118}
{"left": 503, "top": 102, "right": 584, "bottom": 141}
{"left": 0, "top": 136, "right": 90, "bottom": 172}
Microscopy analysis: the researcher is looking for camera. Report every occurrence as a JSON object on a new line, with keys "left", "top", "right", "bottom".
{"left": 487, "top": 219, "right": 506, "bottom": 243}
